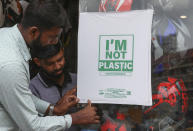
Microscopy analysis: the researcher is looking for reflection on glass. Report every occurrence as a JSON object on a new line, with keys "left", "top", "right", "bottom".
{"left": 79, "top": 0, "right": 193, "bottom": 130}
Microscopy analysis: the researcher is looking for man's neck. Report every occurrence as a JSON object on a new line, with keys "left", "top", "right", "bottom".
{"left": 52, "top": 74, "right": 64, "bottom": 87}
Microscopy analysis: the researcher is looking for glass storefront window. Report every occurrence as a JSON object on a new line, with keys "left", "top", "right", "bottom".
{"left": 79, "top": 0, "right": 193, "bottom": 130}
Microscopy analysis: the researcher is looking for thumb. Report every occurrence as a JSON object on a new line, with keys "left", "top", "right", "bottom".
{"left": 67, "top": 96, "right": 79, "bottom": 104}
{"left": 87, "top": 99, "right": 92, "bottom": 107}
{"left": 69, "top": 97, "right": 79, "bottom": 105}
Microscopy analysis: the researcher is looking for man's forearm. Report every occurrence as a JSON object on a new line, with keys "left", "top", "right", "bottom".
{"left": 31, "top": 95, "right": 50, "bottom": 115}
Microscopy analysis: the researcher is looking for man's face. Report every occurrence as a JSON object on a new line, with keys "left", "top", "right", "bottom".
{"left": 29, "top": 27, "right": 63, "bottom": 53}
{"left": 39, "top": 49, "right": 65, "bottom": 78}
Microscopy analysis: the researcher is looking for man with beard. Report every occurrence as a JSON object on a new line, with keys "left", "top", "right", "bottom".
{"left": 29, "top": 42, "right": 80, "bottom": 131}
{"left": 0, "top": 0, "right": 99, "bottom": 130}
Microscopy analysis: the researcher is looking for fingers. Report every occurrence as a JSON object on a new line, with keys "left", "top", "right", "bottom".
{"left": 93, "top": 106, "right": 97, "bottom": 111}
{"left": 95, "top": 115, "right": 100, "bottom": 120}
{"left": 71, "top": 88, "right": 77, "bottom": 94}
{"left": 72, "top": 103, "right": 101, "bottom": 125}
{"left": 67, "top": 96, "right": 79, "bottom": 107}
{"left": 76, "top": 98, "right": 80, "bottom": 103}
{"left": 94, "top": 120, "right": 100, "bottom": 124}
{"left": 66, "top": 88, "right": 77, "bottom": 95}
{"left": 67, "top": 95, "right": 78, "bottom": 102}
{"left": 93, "top": 115, "right": 100, "bottom": 124}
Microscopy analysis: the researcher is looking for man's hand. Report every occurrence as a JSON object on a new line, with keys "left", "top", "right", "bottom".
{"left": 51, "top": 87, "right": 78, "bottom": 116}
{"left": 71, "top": 100, "right": 100, "bottom": 125}
{"left": 56, "top": 87, "right": 77, "bottom": 105}
{"left": 54, "top": 95, "right": 79, "bottom": 116}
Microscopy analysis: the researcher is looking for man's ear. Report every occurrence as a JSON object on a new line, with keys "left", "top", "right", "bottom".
{"left": 33, "top": 58, "right": 41, "bottom": 67}
{"left": 28, "top": 26, "right": 40, "bottom": 40}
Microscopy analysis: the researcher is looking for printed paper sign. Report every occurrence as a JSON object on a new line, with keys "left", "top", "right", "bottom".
{"left": 78, "top": 10, "right": 153, "bottom": 105}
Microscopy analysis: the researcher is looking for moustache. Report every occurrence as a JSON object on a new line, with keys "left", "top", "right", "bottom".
{"left": 53, "top": 68, "right": 63, "bottom": 74}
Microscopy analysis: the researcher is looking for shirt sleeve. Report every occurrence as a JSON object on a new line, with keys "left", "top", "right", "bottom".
{"left": 31, "top": 95, "right": 50, "bottom": 115}
{"left": 0, "top": 63, "right": 72, "bottom": 131}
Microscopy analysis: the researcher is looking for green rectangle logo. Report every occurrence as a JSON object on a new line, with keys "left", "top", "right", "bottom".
{"left": 98, "top": 35, "right": 134, "bottom": 75}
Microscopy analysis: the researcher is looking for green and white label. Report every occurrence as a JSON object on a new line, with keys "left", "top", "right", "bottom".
{"left": 99, "top": 88, "right": 131, "bottom": 98}
{"left": 98, "top": 35, "right": 134, "bottom": 75}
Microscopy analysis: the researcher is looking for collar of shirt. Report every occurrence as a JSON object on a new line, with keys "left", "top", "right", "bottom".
{"left": 37, "top": 70, "right": 72, "bottom": 88}
{"left": 12, "top": 24, "right": 31, "bottom": 62}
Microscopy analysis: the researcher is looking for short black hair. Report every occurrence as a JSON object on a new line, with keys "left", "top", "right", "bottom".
{"left": 21, "top": 0, "right": 66, "bottom": 30}
{"left": 32, "top": 41, "right": 63, "bottom": 59}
